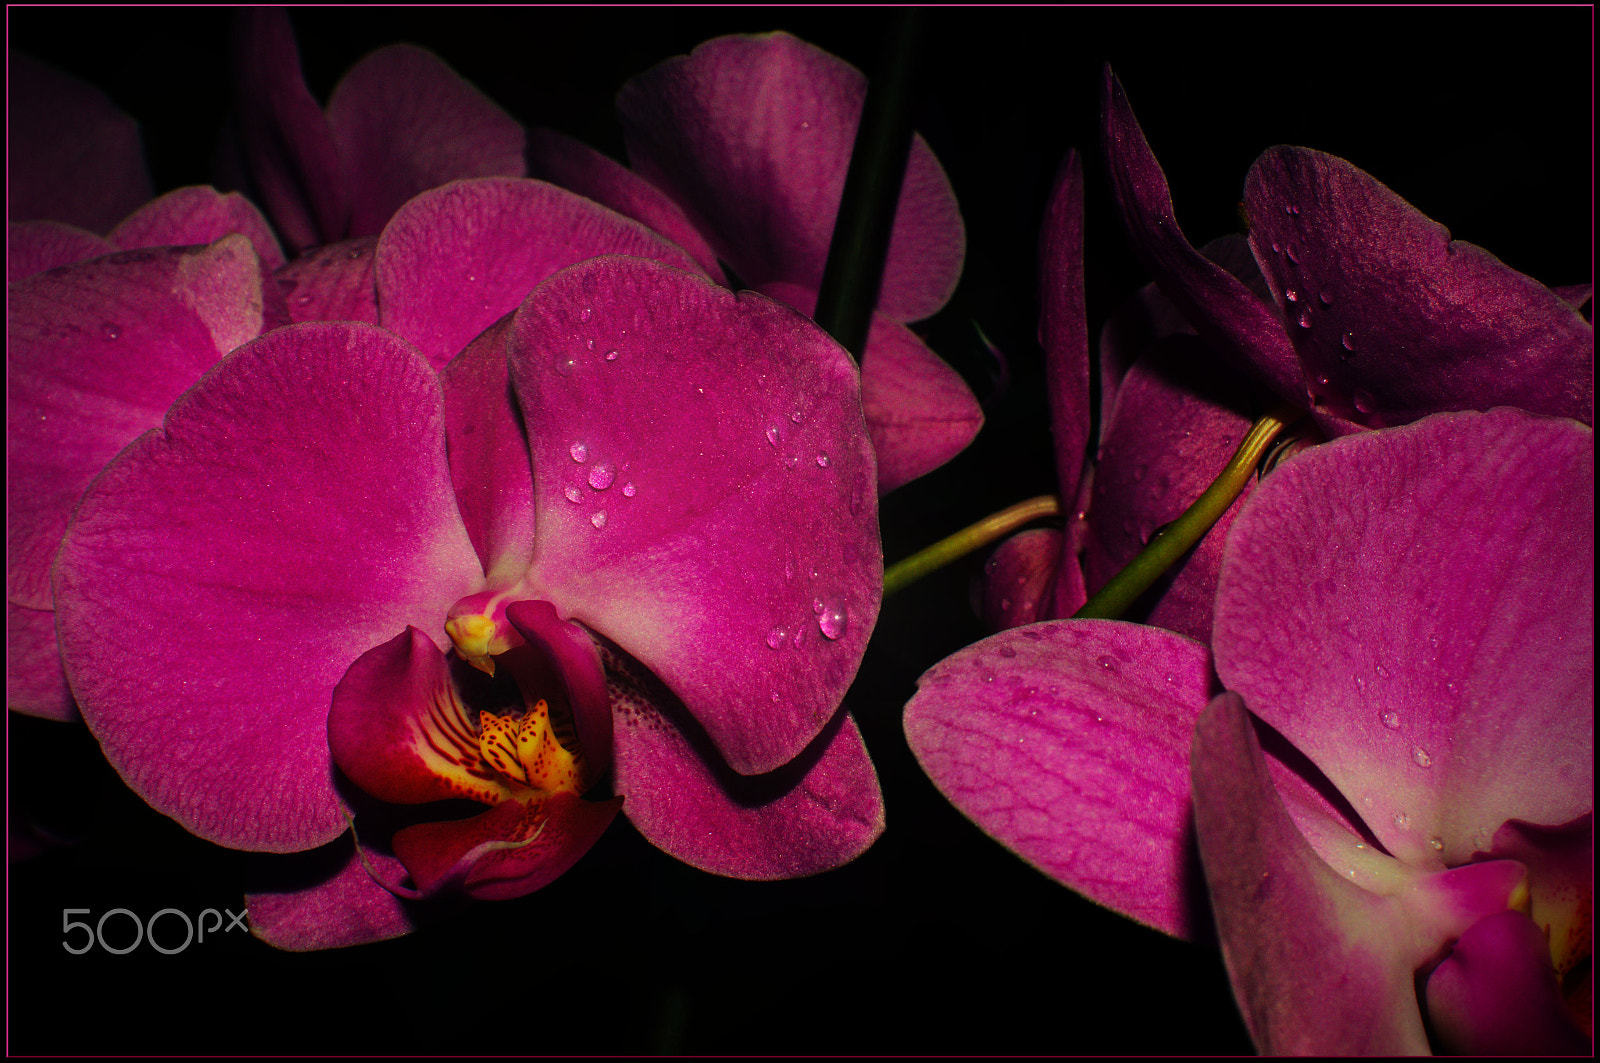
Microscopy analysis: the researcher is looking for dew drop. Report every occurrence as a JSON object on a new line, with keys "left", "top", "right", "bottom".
{"left": 1375, "top": 662, "right": 1391, "bottom": 679}
{"left": 789, "top": 407, "right": 805, "bottom": 424}
{"left": 604, "top": 349, "right": 619, "bottom": 361}
{"left": 1393, "top": 810, "right": 1410, "bottom": 829}
{"left": 100, "top": 322, "right": 122, "bottom": 341}
{"left": 1297, "top": 309, "right": 1312, "bottom": 328}
{"left": 1352, "top": 389, "right": 1375, "bottom": 414}
{"left": 588, "top": 462, "right": 616, "bottom": 490}
{"left": 579, "top": 308, "right": 593, "bottom": 323}
{"left": 295, "top": 293, "right": 314, "bottom": 307}
{"left": 622, "top": 482, "right": 636, "bottom": 497}
{"left": 765, "top": 626, "right": 787, "bottom": 650}
{"left": 590, "top": 510, "right": 608, "bottom": 530}
{"left": 586, "top": 338, "right": 596, "bottom": 351}
{"left": 555, "top": 355, "right": 578, "bottom": 375}
{"left": 771, "top": 692, "right": 781, "bottom": 703}
{"left": 791, "top": 627, "right": 806, "bottom": 649}
{"left": 1380, "top": 710, "right": 1401, "bottom": 729}
{"left": 564, "top": 486, "right": 582, "bottom": 504}
{"left": 1285, "top": 246, "right": 1299, "bottom": 263}
{"left": 1411, "top": 746, "right": 1432, "bottom": 769}
{"left": 1318, "top": 290, "right": 1333, "bottom": 306}
{"left": 815, "top": 452, "right": 830, "bottom": 468}
{"left": 1428, "top": 836, "right": 1444, "bottom": 852}
{"left": 1094, "top": 655, "right": 1119, "bottom": 673}
{"left": 1270, "top": 241, "right": 1281, "bottom": 253}
{"left": 1285, "top": 288, "right": 1300, "bottom": 303}
{"left": 817, "top": 596, "right": 848, "bottom": 640}
{"left": 1284, "top": 203, "right": 1300, "bottom": 216}
{"left": 569, "top": 441, "right": 589, "bottom": 463}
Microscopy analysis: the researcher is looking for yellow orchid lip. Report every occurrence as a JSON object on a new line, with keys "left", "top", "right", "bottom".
{"left": 477, "top": 698, "right": 585, "bottom": 797}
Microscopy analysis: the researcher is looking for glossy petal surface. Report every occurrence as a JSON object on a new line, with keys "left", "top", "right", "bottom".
{"left": 53, "top": 322, "right": 485, "bottom": 851}
{"left": 905, "top": 620, "right": 1214, "bottom": 937}
{"left": 512, "top": 258, "right": 881, "bottom": 774}
{"left": 618, "top": 32, "right": 963, "bottom": 323}
{"left": 1214, "top": 408, "right": 1594, "bottom": 867}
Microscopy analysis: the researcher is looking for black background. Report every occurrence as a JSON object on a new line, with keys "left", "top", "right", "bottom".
{"left": 8, "top": 6, "right": 1590, "bottom": 1056}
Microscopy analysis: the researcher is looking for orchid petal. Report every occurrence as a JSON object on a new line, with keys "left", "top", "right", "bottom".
{"left": 905, "top": 620, "right": 1215, "bottom": 938}
{"left": 1214, "top": 408, "right": 1594, "bottom": 867}
{"left": 1081, "top": 339, "right": 1255, "bottom": 642}
{"left": 326, "top": 44, "right": 526, "bottom": 239}
{"left": 526, "top": 126, "right": 726, "bottom": 282}
{"left": 392, "top": 791, "right": 622, "bottom": 901}
{"left": 109, "top": 186, "right": 287, "bottom": 271}
{"left": 7, "top": 221, "right": 113, "bottom": 282}
{"left": 504, "top": 600, "right": 614, "bottom": 789}
{"left": 277, "top": 237, "right": 381, "bottom": 325}
{"left": 978, "top": 528, "right": 1066, "bottom": 630}
{"left": 617, "top": 32, "right": 963, "bottom": 323}
{"left": 1246, "top": 146, "right": 1594, "bottom": 427}
{"left": 1192, "top": 692, "right": 1431, "bottom": 1054}
{"left": 245, "top": 840, "right": 420, "bottom": 951}
{"left": 53, "top": 321, "right": 485, "bottom": 851}
{"left": 511, "top": 257, "right": 880, "bottom": 775}
{"left": 230, "top": 8, "right": 349, "bottom": 250}
{"left": 1040, "top": 151, "right": 1091, "bottom": 517}
{"left": 7, "top": 49, "right": 151, "bottom": 234}
{"left": 376, "top": 177, "right": 703, "bottom": 369}
{"left": 1488, "top": 816, "right": 1595, "bottom": 978}
{"left": 8, "top": 237, "right": 265, "bottom": 610}
{"left": 1101, "top": 68, "right": 1304, "bottom": 408}
{"left": 761, "top": 280, "right": 981, "bottom": 493}
{"left": 1425, "top": 909, "right": 1591, "bottom": 1054}
{"left": 604, "top": 643, "right": 882, "bottom": 878}
{"left": 6, "top": 602, "right": 73, "bottom": 720}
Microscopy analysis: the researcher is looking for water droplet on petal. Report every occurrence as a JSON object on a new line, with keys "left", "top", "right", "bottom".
{"left": 791, "top": 627, "right": 806, "bottom": 648}
{"left": 569, "top": 442, "right": 589, "bottom": 463}
{"left": 1284, "top": 203, "right": 1300, "bottom": 216}
{"left": 100, "top": 322, "right": 122, "bottom": 341}
{"left": 1428, "top": 835, "right": 1444, "bottom": 851}
{"left": 1095, "top": 655, "right": 1119, "bottom": 673}
{"left": 1318, "top": 290, "right": 1332, "bottom": 306}
{"left": 1381, "top": 710, "right": 1401, "bottom": 729}
{"left": 604, "top": 349, "right": 619, "bottom": 361}
{"left": 815, "top": 452, "right": 829, "bottom": 468}
{"left": 765, "top": 626, "right": 787, "bottom": 650}
{"left": 1285, "top": 288, "right": 1300, "bottom": 303}
{"left": 586, "top": 338, "right": 596, "bottom": 351}
{"left": 1270, "top": 241, "right": 1281, "bottom": 253}
{"left": 1352, "top": 389, "right": 1375, "bottom": 414}
{"left": 590, "top": 510, "right": 608, "bottom": 530}
{"left": 1286, "top": 246, "right": 1299, "bottom": 263}
{"left": 622, "top": 482, "right": 636, "bottom": 497}
{"left": 1375, "top": 663, "right": 1391, "bottom": 679}
{"left": 579, "top": 308, "right": 593, "bottom": 323}
{"left": 1411, "top": 746, "right": 1432, "bottom": 769}
{"left": 555, "top": 355, "right": 578, "bottom": 375}
{"left": 766, "top": 426, "right": 781, "bottom": 446}
{"left": 1297, "top": 309, "right": 1312, "bottom": 328}
{"left": 588, "top": 462, "right": 616, "bottom": 490}
{"left": 1393, "top": 810, "right": 1410, "bottom": 829}
{"left": 564, "top": 486, "right": 582, "bottom": 504}
{"left": 817, "top": 596, "right": 848, "bottom": 640}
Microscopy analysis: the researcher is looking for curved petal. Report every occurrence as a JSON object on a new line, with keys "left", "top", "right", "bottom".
{"left": 6, "top": 602, "right": 74, "bottom": 720}
{"left": 1101, "top": 68, "right": 1304, "bottom": 408}
{"left": 1213, "top": 408, "right": 1594, "bottom": 867}
{"left": 1247, "top": 146, "right": 1594, "bottom": 427}
{"left": 326, "top": 44, "right": 526, "bottom": 238}
{"left": 978, "top": 528, "right": 1065, "bottom": 631}
{"left": 376, "top": 177, "right": 703, "bottom": 369}
{"left": 505, "top": 600, "right": 614, "bottom": 788}
{"left": 7, "top": 220, "right": 113, "bottom": 282}
{"left": 761, "top": 281, "right": 981, "bottom": 493}
{"left": 53, "top": 322, "right": 485, "bottom": 852}
{"left": 1040, "top": 150, "right": 1091, "bottom": 516}
{"left": 245, "top": 839, "right": 421, "bottom": 951}
{"left": 8, "top": 237, "right": 265, "bottom": 609}
{"left": 526, "top": 126, "right": 726, "bottom": 282}
{"left": 904, "top": 620, "right": 1215, "bottom": 938}
{"left": 1081, "top": 338, "right": 1256, "bottom": 642}
{"left": 605, "top": 643, "right": 881, "bottom": 878}
{"left": 7, "top": 49, "right": 151, "bottom": 233}
{"left": 230, "top": 8, "right": 349, "bottom": 250}
{"left": 617, "top": 32, "right": 963, "bottom": 322}
{"left": 1192, "top": 693, "right": 1431, "bottom": 1054}
{"left": 108, "top": 186, "right": 286, "bottom": 271}
{"left": 512, "top": 257, "right": 881, "bottom": 775}
{"left": 277, "top": 236, "right": 381, "bottom": 325}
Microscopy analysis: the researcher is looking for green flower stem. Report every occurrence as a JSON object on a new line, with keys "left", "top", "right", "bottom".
{"left": 1072, "top": 404, "right": 1301, "bottom": 621}
{"left": 884, "top": 495, "right": 1062, "bottom": 598}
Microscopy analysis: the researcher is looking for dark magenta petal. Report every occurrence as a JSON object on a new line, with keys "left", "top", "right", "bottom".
{"left": 1247, "top": 146, "right": 1595, "bottom": 428}
{"left": 977, "top": 528, "right": 1066, "bottom": 630}
{"left": 7, "top": 602, "right": 74, "bottom": 721}
{"left": 1192, "top": 693, "right": 1431, "bottom": 1054}
{"left": 510, "top": 257, "right": 881, "bottom": 775}
{"left": 376, "top": 177, "right": 703, "bottom": 369}
{"left": 325, "top": 44, "right": 526, "bottom": 238}
{"left": 231, "top": 8, "right": 349, "bottom": 250}
{"left": 1081, "top": 339, "right": 1255, "bottom": 642}
{"left": 1040, "top": 151, "right": 1091, "bottom": 520}
{"left": 8, "top": 238, "right": 266, "bottom": 611}
{"left": 605, "top": 645, "right": 882, "bottom": 878}
{"left": 1488, "top": 816, "right": 1594, "bottom": 980}
{"left": 7, "top": 220, "right": 113, "bottom": 282}
{"left": 246, "top": 841, "right": 420, "bottom": 951}
{"left": 905, "top": 621, "right": 1215, "bottom": 938}
{"left": 1101, "top": 68, "right": 1305, "bottom": 408}
{"left": 1214, "top": 408, "right": 1593, "bottom": 867}
{"left": 53, "top": 322, "right": 485, "bottom": 851}
{"left": 392, "top": 792, "right": 622, "bottom": 901}
{"left": 762, "top": 281, "right": 982, "bottom": 493}
{"left": 1424, "top": 910, "right": 1591, "bottom": 1054}
{"left": 526, "top": 126, "right": 725, "bottom": 282}
{"left": 7, "top": 50, "right": 152, "bottom": 233}
{"left": 276, "top": 236, "right": 380, "bottom": 325}
{"left": 505, "top": 600, "right": 613, "bottom": 788}
{"left": 108, "top": 186, "right": 286, "bottom": 271}
{"left": 617, "top": 32, "right": 964, "bottom": 323}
